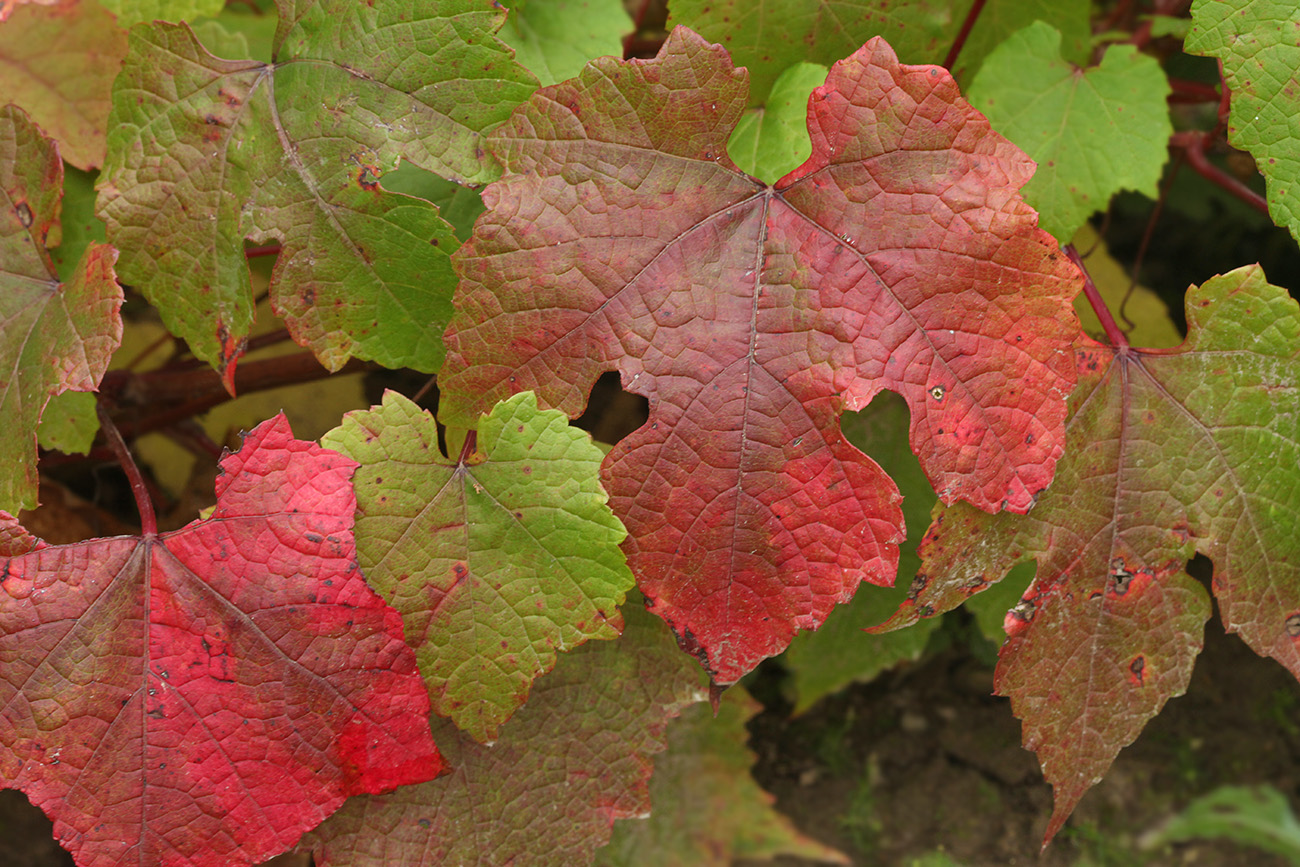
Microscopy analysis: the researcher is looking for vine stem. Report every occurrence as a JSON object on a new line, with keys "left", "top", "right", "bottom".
{"left": 943, "top": 0, "right": 987, "bottom": 71}
{"left": 1065, "top": 244, "right": 1128, "bottom": 349}
{"left": 1171, "top": 130, "right": 1269, "bottom": 216}
{"left": 457, "top": 429, "right": 478, "bottom": 464}
{"left": 96, "top": 398, "right": 157, "bottom": 536}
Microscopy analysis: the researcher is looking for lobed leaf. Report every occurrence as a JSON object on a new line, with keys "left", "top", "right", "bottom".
{"left": 880, "top": 266, "right": 1300, "bottom": 842}
{"left": 0, "top": 414, "right": 444, "bottom": 867}
{"left": 0, "top": 0, "right": 127, "bottom": 170}
{"left": 1188, "top": 0, "right": 1300, "bottom": 245}
{"left": 0, "top": 104, "right": 121, "bottom": 513}
{"left": 322, "top": 390, "right": 635, "bottom": 742}
{"left": 441, "top": 28, "right": 1080, "bottom": 683}
{"left": 968, "top": 21, "right": 1172, "bottom": 243}
{"left": 301, "top": 602, "right": 706, "bottom": 867}
{"left": 97, "top": 0, "right": 537, "bottom": 388}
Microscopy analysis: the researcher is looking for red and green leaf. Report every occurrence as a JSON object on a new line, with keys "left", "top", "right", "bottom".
{"left": 301, "top": 602, "right": 705, "bottom": 867}
{"left": 0, "top": 415, "right": 443, "bottom": 867}
{"left": 879, "top": 266, "right": 1300, "bottom": 841}
{"left": 322, "top": 390, "right": 635, "bottom": 742}
{"left": 440, "top": 27, "right": 1081, "bottom": 683}
{"left": 0, "top": 104, "right": 121, "bottom": 513}
{"left": 97, "top": 0, "right": 537, "bottom": 389}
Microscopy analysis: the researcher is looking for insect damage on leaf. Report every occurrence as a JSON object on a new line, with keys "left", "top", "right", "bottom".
{"left": 440, "top": 27, "right": 1081, "bottom": 684}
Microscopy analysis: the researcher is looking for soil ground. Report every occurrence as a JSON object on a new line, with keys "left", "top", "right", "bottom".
{"left": 743, "top": 607, "right": 1300, "bottom": 866}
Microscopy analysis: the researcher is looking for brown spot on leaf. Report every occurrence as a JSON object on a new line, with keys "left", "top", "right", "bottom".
{"left": 1128, "top": 655, "right": 1145, "bottom": 686}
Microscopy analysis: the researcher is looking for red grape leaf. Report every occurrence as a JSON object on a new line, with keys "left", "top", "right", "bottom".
{"left": 877, "top": 265, "right": 1300, "bottom": 842}
{"left": 321, "top": 390, "right": 636, "bottom": 743}
{"left": 96, "top": 0, "right": 537, "bottom": 390}
{"left": 439, "top": 28, "right": 1081, "bottom": 683}
{"left": 300, "top": 601, "right": 706, "bottom": 867}
{"left": 0, "top": 0, "right": 127, "bottom": 170}
{"left": 0, "top": 414, "right": 444, "bottom": 867}
{"left": 1, "top": 104, "right": 121, "bottom": 514}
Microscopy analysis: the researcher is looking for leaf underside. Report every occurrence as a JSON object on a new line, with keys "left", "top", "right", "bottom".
{"left": 441, "top": 27, "right": 1080, "bottom": 684}
{"left": 0, "top": 415, "right": 443, "bottom": 867}
{"left": 881, "top": 266, "right": 1300, "bottom": 842}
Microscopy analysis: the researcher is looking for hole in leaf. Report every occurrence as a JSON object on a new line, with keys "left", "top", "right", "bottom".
{"left": 573, "top": 371, "right": 649, "bottom": 447}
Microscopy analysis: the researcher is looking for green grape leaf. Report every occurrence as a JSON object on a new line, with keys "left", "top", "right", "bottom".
{"left": 302, "top": 603, "right": 706, "bottom": 867}
{"left": 36, "top": 391, "right": 98, "bottom": 455}
{"left": 97, "top": 0, "right": 537, "bottom": 389}
{"left": 728, "top": 62, "right": 827, "bottom": 184}
{"left": 499, "top": 0, "right": 633, "bottom": 86}
{"left": 0, "top": 0, "right": 128, "bottom": 170}
{"left": 782, "top": 392, "right": 940, "bottom": 713}
{"left": 49, "top": 164, "right": 106, "bottom": 283}
{"left": 1188, "top": 0, "right": 1300, "bottom": 245}
{"left": 595, "top": 689, "right": 849, "bottom": 865}
{"left": 321, "top": 390, "right": 635, "bottom": 742}
{"left": 668, "top": 0, "right": 962, "bottom": 106}
{"left": 879, "top": 266, "right": 1300, "bottom": 843}
{"left": 100, "top": 0, "right": 224, "bottom": 27}
{"left": 950, "top": 0, "right": 1090, "bottom": 83}
{"left": 0, "top": 105, "right": 121, "bottom": 513}
{"left": 968, "top": 21, "right": 1172, "bottom": 243}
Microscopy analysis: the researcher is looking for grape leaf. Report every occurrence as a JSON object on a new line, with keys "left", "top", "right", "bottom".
{"left": 968, "top": 21, "right": 1172, "bottom": 243}
{"left": 668, "top": 0, "right": 961, "bottom": 106}
{"left": 301, "top": 601, "right": 706, "bottom": 867}
{"left": 0, "top": 0, "right": 127, "bottom": 170}
{"left": 498, "top": 0, "right": 633, "bottom": 87}
{"left": 321, "top": 390, "right": 635, "bottom": 742}
{"left": 0, "top": 104, "right": 121, "bottom": 513}
{"left": 595, "top": 687, "right": 849, "bottom": 865}
{"left": 99, "top": 0, "right": 224, "bottom": 27}
{"left": 878, "top": 266, "right": 1300, "bottom": 842}
{"left": 0, "top": 414, "right": 444, "bottom": 867}
{"left": 36, "top": 391, "right": 98, "bottom": 454}
{"left": 440, "top": 28, "right": 1081, "bottom": 684}
{"left": 729, "top": 62, "right": 827, "bottom": 184}
{"left": 1188, "top": 0, "right": 1300, "bottom": 244}
{"left": 949, "top": 0, "right": 1091, "bottom": 84}
{"left": 97, "top": 0, "right": 537, "bottom": 390}
{"left": 441, "top": 28, "right": 1081, "bottom": 686}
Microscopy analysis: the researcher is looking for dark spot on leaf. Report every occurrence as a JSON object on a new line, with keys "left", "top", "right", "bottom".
{"left": 306, "top": 533, "right": 324, "bottom": 543}
{"left": 1129, "top": 655, "right": 1145, "bottom": 686}
{"left": 908, "top": 574, "right": 927, "bottom": 598}
{"left": 1025, "top": 433, "right": 1034, "bottom": 444}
